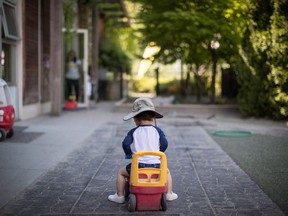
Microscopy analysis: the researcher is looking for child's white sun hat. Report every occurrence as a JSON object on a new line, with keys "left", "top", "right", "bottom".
{"left": 123, "top": 97, "right": 163, "bottom": 121}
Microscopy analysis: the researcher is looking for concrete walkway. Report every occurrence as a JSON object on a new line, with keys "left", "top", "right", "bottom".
{"left": 0, "top": 102, "right": 123, "bottom": 209}
{"left": 0, "top": 101, "right": 286, "bottom": 215}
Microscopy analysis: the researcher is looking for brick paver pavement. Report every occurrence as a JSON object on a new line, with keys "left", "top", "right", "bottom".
{"left": 0, "top": 117, "right": 284, "bottom": 216}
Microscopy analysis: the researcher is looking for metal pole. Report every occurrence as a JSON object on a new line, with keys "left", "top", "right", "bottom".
{"left": 155, "top": 67, "right": 159, "bottom": 96}
{"left": 92, "top": 3, "right": 100, "bottom": 102}
{"left": 210, "top": 50, "right": 217, "bottom": 104}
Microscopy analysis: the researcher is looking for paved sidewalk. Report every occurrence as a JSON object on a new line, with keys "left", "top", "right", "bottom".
{"left": 0, "top": 102, "right": 123, "bottom": 209}
{"left": 0, "top": 102, "right": 286, "bottom": 215}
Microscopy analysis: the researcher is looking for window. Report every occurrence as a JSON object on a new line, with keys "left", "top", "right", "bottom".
{"left": 0, "top": 84, "right": 8, "bottom": 107}
{"left": 1, "top": 0, "right": 19, "bottom": 83}
{"left": 1, "top": 43, "right": 12, "bottom": 82}
{"left": 1, "top": 0, "right": 20, "bottom": 40}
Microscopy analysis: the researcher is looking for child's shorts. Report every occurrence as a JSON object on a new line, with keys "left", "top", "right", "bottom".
{"left": 126, "top": 163, "right": 160, "bottom": 175}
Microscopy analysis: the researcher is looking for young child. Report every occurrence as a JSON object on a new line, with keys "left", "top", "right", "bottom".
{"left": 108, "top": 97, "right": 178, "bottom": 203}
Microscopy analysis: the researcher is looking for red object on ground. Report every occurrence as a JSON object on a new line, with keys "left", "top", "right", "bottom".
{"left": 65, "top": 100, "right": 77, "bottom": 110}
{"left": 0, "top": 105, "right": 15, "bottom": 132}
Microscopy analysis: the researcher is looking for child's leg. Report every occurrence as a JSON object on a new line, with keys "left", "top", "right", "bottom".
{"left": 108, "top": 166, "right": 129, "bottom": 203}
{"left": 166, "top": 168, "right": 173, "bottom": 194}
{"left": 166, "top": 168, "right": 178, "bottom": 201}
{"left": 116, "top": 167, "right": 129, "bottom": 196}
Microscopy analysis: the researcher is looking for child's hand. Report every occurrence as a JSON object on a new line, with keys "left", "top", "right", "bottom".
{"left": 125, "top": 155, "right": 132, "bottom": 159}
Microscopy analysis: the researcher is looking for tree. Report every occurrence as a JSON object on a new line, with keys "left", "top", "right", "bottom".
{"left": 237, "top": 0, "right": 288, "bottom": 119}
{"left": 99, "top": 35, "right": 131, "bottom": 76}
{"left": 129, "top": 0, "right": 248, "bottom": 102}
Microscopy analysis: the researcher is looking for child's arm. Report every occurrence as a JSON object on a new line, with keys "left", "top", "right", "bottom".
{"left": 122, "top": 130, "right": 134, "bottom": 159}
{"left": 158, "top": 128, "right": 168, "bottom": 152}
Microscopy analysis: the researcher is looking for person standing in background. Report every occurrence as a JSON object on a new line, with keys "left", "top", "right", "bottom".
{"left": 65, "top": 50, "right": 81, "bottom": 101}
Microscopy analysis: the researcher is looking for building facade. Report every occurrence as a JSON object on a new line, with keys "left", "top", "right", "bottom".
{"left": 0, "top": 0, "right": 129, "bottom": 120}
{"left": 0, "top": 0, "right": 63, "bottom": 120}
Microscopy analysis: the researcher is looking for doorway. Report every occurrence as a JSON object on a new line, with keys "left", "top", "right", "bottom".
{"left": 63, "top": 28, "right": 89, "bottom": 108}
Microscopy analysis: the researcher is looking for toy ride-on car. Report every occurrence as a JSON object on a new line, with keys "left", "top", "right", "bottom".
{"left": 0, "top": 79, "right": 15, "bottom": 141}
{"left": 127, "top": 151, "right": 168, "bottom": 212}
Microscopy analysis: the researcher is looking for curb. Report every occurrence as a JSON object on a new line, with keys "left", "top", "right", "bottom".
{"left": 113, "top": 98, "right": 240, "bottom": 115}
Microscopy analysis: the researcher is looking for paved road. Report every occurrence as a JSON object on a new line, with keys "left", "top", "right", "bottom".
{"left": 0, "top": 106, "right": 285, "bottom": 216}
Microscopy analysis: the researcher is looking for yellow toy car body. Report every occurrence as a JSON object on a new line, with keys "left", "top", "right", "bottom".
{"left": 128, "top": 151, "right": 168, "bottom": 212}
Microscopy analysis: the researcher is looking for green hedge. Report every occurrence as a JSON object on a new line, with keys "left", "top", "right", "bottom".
{"left": 236, "top": 0, "right": 288, "bottom": 120}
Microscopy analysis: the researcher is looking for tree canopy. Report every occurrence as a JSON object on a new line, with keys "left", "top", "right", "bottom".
{"left": 130, "top": 0, "right": 248, "bottom": 65}
{"left": 129, "top": 0, "right": 288, "bottom": 119}
{"left": 237, "top": 0, "right": 288, "bottom": 119}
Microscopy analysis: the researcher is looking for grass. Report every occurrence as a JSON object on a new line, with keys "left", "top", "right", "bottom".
{"left": 210, "top": 133, "right": 288, "bottom": 215}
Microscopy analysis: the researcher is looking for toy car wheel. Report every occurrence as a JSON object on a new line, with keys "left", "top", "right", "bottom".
{"left": 0, "top": 128, "right": 7, "bottom": 141}
{"left": 124, "top": 181, "right": 130, "bottom": 198}
{"left": 128, "top": 194, "right": 136, "bottom": 212}
{"left": 6, "top": 128, "right": 14, "bottom": 138}
{"left": 161, "top": 193, "right": 167, "bottom": 211}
